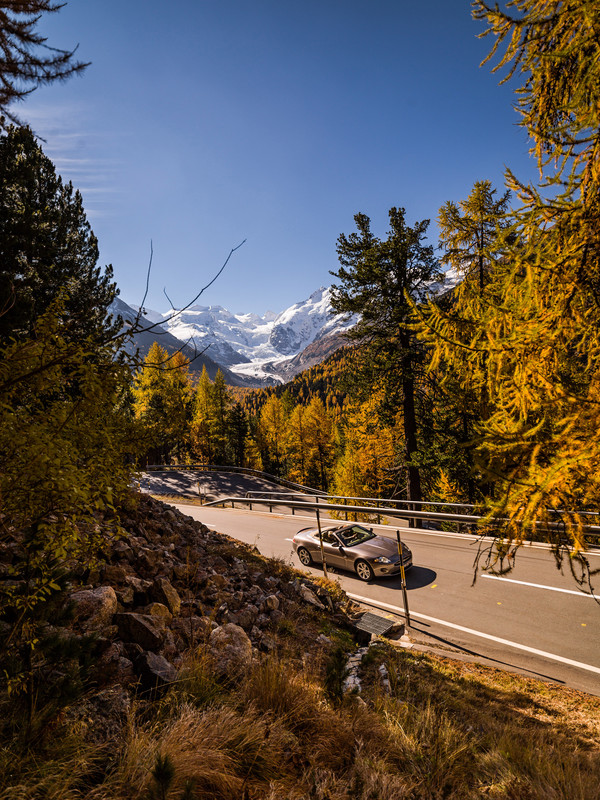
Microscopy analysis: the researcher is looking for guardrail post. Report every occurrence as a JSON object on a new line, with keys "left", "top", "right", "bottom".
{"left": 316, "top": 506, "right": 328, "bottom": 580}
{"left": 396, "top": 530, "right": 411, "bottom": 629}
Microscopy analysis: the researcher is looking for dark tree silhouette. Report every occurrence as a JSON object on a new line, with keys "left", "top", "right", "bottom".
{"left": 0, "top": 1, "right": 88, "bottom": 125}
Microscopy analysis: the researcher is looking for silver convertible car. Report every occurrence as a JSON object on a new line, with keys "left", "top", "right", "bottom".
{"left": 292, "top": 523, "right": 412, "bottom": 581}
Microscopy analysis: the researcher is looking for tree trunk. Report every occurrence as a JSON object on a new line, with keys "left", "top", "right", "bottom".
{"left": 402, "top": 365, "right": 422, "bottom": 503}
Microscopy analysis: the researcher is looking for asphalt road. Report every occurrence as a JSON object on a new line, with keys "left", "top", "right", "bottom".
{"left": 170, "top": 502, "right": 600, "bottom": 696}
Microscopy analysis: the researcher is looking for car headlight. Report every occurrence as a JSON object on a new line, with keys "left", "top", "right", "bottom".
{"left": 373, "top": 556, "right": 392, "bottom": 564}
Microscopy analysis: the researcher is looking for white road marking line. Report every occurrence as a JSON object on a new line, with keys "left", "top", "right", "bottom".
{"left": 481, "top": 574, "right": 599, "bottom": 597}
{"left": 347, "top": 593, "right": 600, "bottom": 676}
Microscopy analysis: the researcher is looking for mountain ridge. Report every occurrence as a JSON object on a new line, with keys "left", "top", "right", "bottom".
{"left": 125, "top": 287, "right": 357, "bottom": 386}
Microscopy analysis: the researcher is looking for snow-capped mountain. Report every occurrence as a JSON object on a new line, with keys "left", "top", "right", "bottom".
{"left": 108, "top": 296, "right": 250, "bottom": 386}
{"left": 135, "top": 287, "right": 357, "bottom": 385}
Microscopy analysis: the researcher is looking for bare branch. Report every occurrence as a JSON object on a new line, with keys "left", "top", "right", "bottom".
{"left": 131, "top": 239, "right": 246, "bottom": 336}
{"left": 163, "top": 286, "right": 175, "bottom": 310}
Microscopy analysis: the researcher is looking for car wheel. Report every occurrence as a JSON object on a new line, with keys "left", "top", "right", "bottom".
{"left": 355, "top": 559, "right": 374, "bottom": 581}
{"left": 297, "top": 547, "right": 313, "bottom": 567}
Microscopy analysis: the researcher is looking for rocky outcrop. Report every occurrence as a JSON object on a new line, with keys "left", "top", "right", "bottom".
{"left": 41, "top": 493, "right": 356, "bottom": 701}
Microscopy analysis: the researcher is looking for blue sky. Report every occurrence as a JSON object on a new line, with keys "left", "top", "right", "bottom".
{"left": 24, "top": 1, "right": 534, "bottom": 315}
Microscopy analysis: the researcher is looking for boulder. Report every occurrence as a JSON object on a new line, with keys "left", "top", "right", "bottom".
{"left": 94, "top": 642, "right": 136, "bottom": 686}
{"left": 70, "top": 586, "right": 117, "bottom": 631}
{"left": 65, "top": 686, "right": 131, "bottom": 745}
{"left": 262, "top": 594, "right": 279, "bottom": 612}
{"left": 112, "top": 540, "right": 133, "bottom": 561}
{"left": 228, "top": 604, "right": 258, "bottom": 631}
{"left": 124, "top": 575, "right": 152, "bottom": 605}
{"left": 145, "top": 602, "right": 173, "bottom": 625}
{"left": 209, "top": 623, "right": 253, "bottom": 679}
{"left": 100, "top": 564, "right": 128, "bottom": 584}
{"left": 172, "top": 615, "right": 215, "bottom": 646}
{"left": 299, "top": 584, "right": 325, "bottom": 609}
{"left": 136, "top": 650, "right": 178, "bottom": 691}
{"left": 114, "top": 612, "right": 163, "bottom": 651}
{"left": 116, "top": 585, "right": 134, "bottom": 606}
{"left": 151, "top": 577, "right": 181, "bottom": 615}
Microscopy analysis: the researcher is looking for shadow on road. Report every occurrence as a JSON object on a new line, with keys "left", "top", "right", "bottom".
{"left": 407, "top": 621, "right": 565, "bottom": 683}
{"left": 142, "top": 470, "right": 294, "bottom": 501}
{"left": 380, "top": 566, "right": 437, "bottom": 591}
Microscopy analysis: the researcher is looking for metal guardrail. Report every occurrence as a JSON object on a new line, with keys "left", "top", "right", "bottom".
{"left": 244, "top": 489, "right": 476, "bottom": 512}
{"left": 244, "top": 490, "right": 600, "bottom": 527}
{"left": 202, "top": 495, "right": 600, "bottom": 540}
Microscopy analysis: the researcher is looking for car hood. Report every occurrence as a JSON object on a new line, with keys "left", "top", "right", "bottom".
{"left": 349, "top": 537, "right": 406, "bottom": 560}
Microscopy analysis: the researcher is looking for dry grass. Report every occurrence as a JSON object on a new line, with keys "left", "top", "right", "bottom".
{"left": 2, "top": 629, "right": 599, "bottom": 799}
{"left": 0, "top": 725, "right": 103, "bottom": 800}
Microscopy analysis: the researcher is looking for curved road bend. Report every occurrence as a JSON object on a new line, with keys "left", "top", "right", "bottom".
{"left": 168, "top": 502, "right": 600, "bottom": 696}
{"left": 141, "top": 470, "right": 310, "bottom": 505}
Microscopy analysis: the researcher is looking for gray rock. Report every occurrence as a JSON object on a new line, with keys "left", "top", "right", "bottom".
{"left": 95, "top": 642, "right": 136, "bottom": 685}
{"left": 71, "top": 586, "right": 117, "bottom": 631}
{"left": 114, "top": 612, "right": 163, "bottom": 651}
{"left": 152, "top": 577, "right": 181, "bottom": 615}
{"left": 172, "top": 614, "right": 213, "bottom": 646}
{"left": 116, "top": 586, "right": 134, "bottom": 606}
{"left": 259, "top": 633, "right": 277, "bottom": 653}
{"left": 112, "top": 540, "right": 133, "bottom": 561}
{"left": 262, "top": 594, "right": 279, "bottom": 612}
{"left": 209, "top": 623, "right": 253, "bottom": 679}
{"left": 145, "top": 602, "right": 173, "bottom": 625}
{"left": 65, "top": 686, "right": 131, "bottom": 745}
{"left": 299, "top": 585, "right": 325, "bottom": 609}
{"left": 100, "top": 564, "right": 128, "bottom": 584}
{"left": 231, "top": 604, "right": 258, "bottom": 631}
{"left": 136, "top": 650, "right": 178, "bottom": 691}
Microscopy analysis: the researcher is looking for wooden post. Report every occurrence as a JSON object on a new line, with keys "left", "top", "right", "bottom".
{"left": 316, "top": 506, "right": 328, "bottom": 580}
{"left": 396, "top": 529, "right": 410, "bottom": 628}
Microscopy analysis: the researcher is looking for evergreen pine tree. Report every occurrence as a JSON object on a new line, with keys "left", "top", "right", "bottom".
{"left": 0, "top": 126, "right": 118, "bottom": 345}
{"left": 0, "top": 2, "right": 88, "bottom": 125}
{"left": 415, "top": 181, "right": 512, "bottom": 502}
{"left": 330, "top": 207, "right": 442, "bottom": 501}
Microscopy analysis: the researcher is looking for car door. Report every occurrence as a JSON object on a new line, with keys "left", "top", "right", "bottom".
{"left": 319, "top": 530, "right": 347, "bottom": 569}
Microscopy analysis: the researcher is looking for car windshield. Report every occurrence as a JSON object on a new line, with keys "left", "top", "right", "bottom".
{"left": 338, "top": 525, "right": 376, "bottom": 547}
